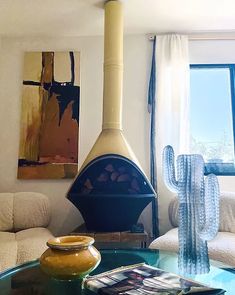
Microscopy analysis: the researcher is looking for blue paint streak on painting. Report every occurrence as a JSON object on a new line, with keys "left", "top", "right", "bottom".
{"left": 46, "top": 51, "right": 79, "bottom": 125}
{"left": 49, "top": 83, "right": 80, "bottom": 125}
{"left": 23, "top": 81, "right": 41, "bottom": 86}
{"left": 18, "top": 159, "right": 48, "bottom": 166}
{"left": 70, "top": 52, "right": 75, "bottom": 85}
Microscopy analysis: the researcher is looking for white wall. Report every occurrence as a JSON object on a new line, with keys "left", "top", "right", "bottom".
{"left": 189, "top": 40, "right": 235, "bottom": 64}
{"left": 0, "top": 35, "right": 152, "bottom": 235}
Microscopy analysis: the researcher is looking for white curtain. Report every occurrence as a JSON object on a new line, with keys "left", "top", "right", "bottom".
{"left": 156, "top": 34, "right": 190, "bottom": 234}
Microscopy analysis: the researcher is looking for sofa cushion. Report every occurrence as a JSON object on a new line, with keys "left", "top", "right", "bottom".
{"left": 0, "top": 231, "right": 15, "bottom": 241}
{"left": 149, "top": 228, "right": 179, "bottom": 252}
{"left": 219, "top": 192, "right": 235, "bottom": 233}
{"left": 0, "top": 193, "right": 13, "bottom": 231}
{"left": 149, "top": 228, "right": 235, "bottom": 266}
{"left": 0, "top": 240, "right": 17, "bottom": 272}
{"left": 169, "top": 192, "right": 235, "bottom": 233}
{"left": 16, "top": 227, "right": 53, "bottom": 240}
{"left": 13, "top": 192, "right": 51, "bottom": 231}
{"left": 16, "top": 227, "right": 53, "bottom": 265}
{"left": 168, "top": 198, "right": 179, "bottom": 228}
{"left": 0, "top": 228, "right": 53, "bottom": 272}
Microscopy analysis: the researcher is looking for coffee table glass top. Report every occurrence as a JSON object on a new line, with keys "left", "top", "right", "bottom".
{"left": 0, "top": 249, "right": 234, "bottom": 295}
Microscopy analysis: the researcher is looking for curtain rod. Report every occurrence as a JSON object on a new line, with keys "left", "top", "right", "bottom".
{"left": 148, "top": 33, "right": 235, "bottom": 41}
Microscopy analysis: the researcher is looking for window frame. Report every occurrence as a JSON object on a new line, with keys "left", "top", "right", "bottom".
{"left": 190, "top": 63, "right": 235, "bottom": 176}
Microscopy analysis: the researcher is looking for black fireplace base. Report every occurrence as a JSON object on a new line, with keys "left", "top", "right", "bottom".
{"left": 69, "top": 194, "right": 155, "bottom": 232}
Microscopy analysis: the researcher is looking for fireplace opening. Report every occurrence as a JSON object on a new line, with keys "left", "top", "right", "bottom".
{"left": 68, "top": 154, "right": 155, "bottom": 232}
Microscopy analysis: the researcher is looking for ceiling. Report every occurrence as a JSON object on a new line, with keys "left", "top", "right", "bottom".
{"left": 1, "top": 0, "right": 235, "bottom": 37}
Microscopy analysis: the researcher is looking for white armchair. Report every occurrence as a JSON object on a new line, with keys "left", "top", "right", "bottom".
{"left": 0, "top": 192, "right": 54, "bottom": 272}
{"left": 149, "top": 192, "right": 235, "bottom": 266}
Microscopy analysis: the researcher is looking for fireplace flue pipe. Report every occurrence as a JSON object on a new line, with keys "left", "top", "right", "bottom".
{"left": 103, "top": 0, "right": 123, "bottom": 130}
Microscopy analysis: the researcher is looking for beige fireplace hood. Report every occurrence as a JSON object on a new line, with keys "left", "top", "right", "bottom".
{"left": 79, "top": 0, "right": 141, "bottom": 172}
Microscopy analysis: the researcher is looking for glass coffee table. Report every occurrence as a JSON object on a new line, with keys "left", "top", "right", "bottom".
{"left": 0, "top": 249, "right": 234, "bottom": 294}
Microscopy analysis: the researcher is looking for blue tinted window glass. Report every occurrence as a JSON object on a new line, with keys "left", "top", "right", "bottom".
{"left": 190, "top": 66, "right": 234, "bottom": 167}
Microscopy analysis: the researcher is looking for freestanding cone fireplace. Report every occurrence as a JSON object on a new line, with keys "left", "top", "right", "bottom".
{"left": 67, "top": 0, "right": 156, "bottom": 232}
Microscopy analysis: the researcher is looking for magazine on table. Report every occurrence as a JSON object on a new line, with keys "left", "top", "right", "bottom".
{"left": 83, "top": 263, "right": 225, "bottom": 295}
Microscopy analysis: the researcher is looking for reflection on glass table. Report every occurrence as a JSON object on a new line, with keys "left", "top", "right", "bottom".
{"left": 0, "top": 249, "right": 234, "bottom": 295}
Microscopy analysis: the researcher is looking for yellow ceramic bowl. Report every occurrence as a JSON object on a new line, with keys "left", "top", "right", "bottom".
{"left": 39, "top": 235, "right": 101, "bottom": 280}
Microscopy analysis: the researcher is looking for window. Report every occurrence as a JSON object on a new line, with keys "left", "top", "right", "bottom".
{"left": 190, "top": 64, "right": 235, "bottom": 175}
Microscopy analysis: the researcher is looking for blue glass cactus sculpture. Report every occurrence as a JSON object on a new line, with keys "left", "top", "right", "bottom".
{"left": 163, "top": 145, "right": 220, "bottom": 274}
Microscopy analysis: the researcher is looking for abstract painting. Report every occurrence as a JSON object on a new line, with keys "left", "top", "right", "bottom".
{"left": 18, "top": 51, "right": 80, "bottom": 179}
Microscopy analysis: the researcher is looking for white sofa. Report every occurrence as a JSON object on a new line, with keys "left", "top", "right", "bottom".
{"left": 149, "top": 192, "right": 235, "bottom": 266}
{"left": 0, "top": 192, "right": 54, "bottom": 272}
